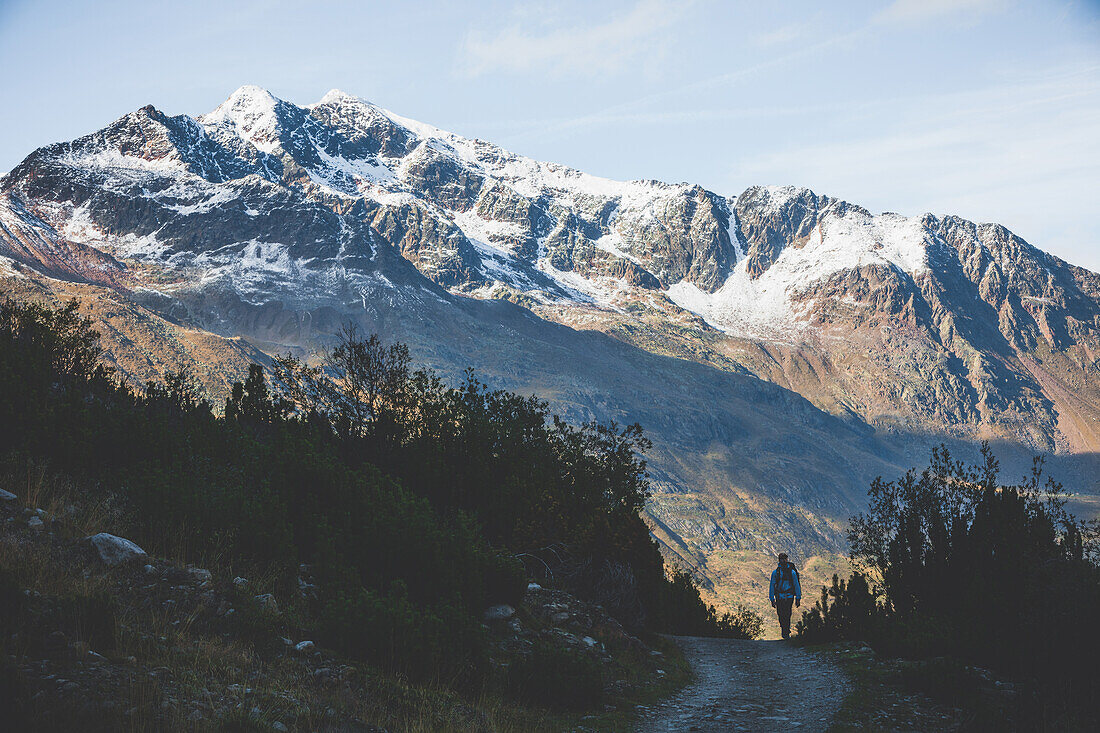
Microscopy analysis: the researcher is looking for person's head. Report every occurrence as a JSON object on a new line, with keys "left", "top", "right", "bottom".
{"left": 778, "top": 553, "right": 788, "bottom": 565}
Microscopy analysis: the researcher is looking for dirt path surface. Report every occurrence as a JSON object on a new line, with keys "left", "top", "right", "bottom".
{"left": 636, "top": 637, "right": 850, "bottom": 732}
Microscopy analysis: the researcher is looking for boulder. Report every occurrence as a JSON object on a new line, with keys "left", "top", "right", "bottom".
{"left": 294, "top": 640, "right": 315, "bottom": 653}
{"left": 483, "top": 604, "right": 515, "bottom": 622}
{"left": 187, "top": 567, "right": 212, "bottom": 584}
{"left": 254, "top": 594, "right": 279, "bottom": 613}
{"left": 86, "top": 532, "right": 147, "bottom": 566}
{"left": 0, "top": 488, "right": 16, "bottom": 501}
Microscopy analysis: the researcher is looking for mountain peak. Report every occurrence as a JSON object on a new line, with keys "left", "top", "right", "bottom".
{"left": 202, "top": 85, "right": 284, "bottom": 153}
{"left": 214, "top": 84, "right": 279, "bottom": 111}
{"left": 317, "top": 88, "right": 359, "bottom": 106}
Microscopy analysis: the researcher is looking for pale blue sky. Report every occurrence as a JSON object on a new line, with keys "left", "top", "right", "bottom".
{"left": 2, "top": 0, "right": 1098, "bottom": 269}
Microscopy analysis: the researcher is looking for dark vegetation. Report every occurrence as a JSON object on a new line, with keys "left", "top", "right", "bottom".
{"left": 797, "top": 444, "right": 1100, "bottom": 730}
{"left": 0, "top": 299, "right": 759, "bottom": 704}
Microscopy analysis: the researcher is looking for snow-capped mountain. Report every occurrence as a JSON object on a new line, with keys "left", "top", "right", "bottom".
{"left": 3, "top": 86, "right": 1098, "bottom": 612}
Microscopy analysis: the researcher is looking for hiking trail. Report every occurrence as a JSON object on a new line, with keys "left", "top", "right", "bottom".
{"left": 636, "top": 636, "right": 851, "bottom": 732}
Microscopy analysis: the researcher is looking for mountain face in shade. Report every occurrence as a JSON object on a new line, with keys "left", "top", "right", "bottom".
{"left": 3, "top": 86, "right": 1098, "bottom": 614}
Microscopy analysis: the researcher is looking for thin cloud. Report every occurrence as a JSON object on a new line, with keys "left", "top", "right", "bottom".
{"left": 753, "top": 22, "right": 811, "bottom": 48}
{"left": 459, "top": 0, "right": 686, "bottom": 77}
{"left": 495, "top": 24, "right": 866, "bottom": 145}
{"left": 874, "top": 0, "right": 1007, "bottom": 26}
{"left": 729, "top": 65, "right": 1100, "bottom": 268}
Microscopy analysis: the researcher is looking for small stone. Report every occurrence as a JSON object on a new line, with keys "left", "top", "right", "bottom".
{"left": 187, "top": 567, "right": 212, "bottom": 584}
{"left": 86, "top": 533, "right": 146, "bottom": 566}
{"left": 0, "top": 489, "right": 16, "bottom": 501}
{"left": 254, "top": 593, "right": 279, "bottom": 613}
{"left": 233, "top": 576, "right": 248, "bottom": 589}
{"left": 27, "top": 516, "right": 44, "bottom": 530}
{"left": 294, "top": 640, "right": 315, "bottom": 653}
{"left": 272, "top": 723, "right": 288, "bottom": 732}
{"left": 483, "top": 604, "right": 515, "bottom": 621}
{"left": 582, "top": 636, "right": 598, "bottom": 647}
{"left": 143, "top": 564, "right": 156, "bottom": 574}
{"left": 527, "top": 582, "right": 542, "bottom": 591}
{"left": 44, "top": 630, "right": 68, "bottom": 653}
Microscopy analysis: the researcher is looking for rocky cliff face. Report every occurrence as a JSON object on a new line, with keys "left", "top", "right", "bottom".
{"left": 2, "top": 86, "right": 1098, "bottom": 611}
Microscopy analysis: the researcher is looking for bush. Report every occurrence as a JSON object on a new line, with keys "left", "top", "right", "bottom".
{"left": 798, "top": 444, "right": 1100, "bottom": 728}
{"left": 796, "top": 572, "right": 881, "bottom": 644}
{"left": 507, "top": 641, "right": 604, "bottom": 709}
{"left": 0, "top": 566, "right": 22, "bottom": 632}
{"left": 897, "top": 657, "right": 983, "bottom": 709}
{"left": 714, "top": 603, "right": 765, "bottom": 640}
{"left": 56, "top": 591, "right": 117, "bottom": 652}
{"left": 320, "top": 585, "right": 487, "bottom": 685}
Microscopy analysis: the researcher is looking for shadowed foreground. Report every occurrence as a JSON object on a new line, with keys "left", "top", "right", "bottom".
{"left": 637, "top": 637, "right": 850, "bottom": 732}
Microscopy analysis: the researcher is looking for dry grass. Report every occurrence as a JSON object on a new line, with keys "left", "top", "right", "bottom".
{"left": 5, "top": 461, "right": 124, "bottom": 540}
{"left": 1, "top": 457, "right": 658, "bottom": 732}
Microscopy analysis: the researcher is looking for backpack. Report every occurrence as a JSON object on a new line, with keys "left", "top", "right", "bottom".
{"left": 776, "top": 562, "right": 796, "bottom": 594}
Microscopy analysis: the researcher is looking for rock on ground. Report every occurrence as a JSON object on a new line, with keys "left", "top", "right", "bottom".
{"left": 85, "top": 532, "right": 146, "bottom": 566}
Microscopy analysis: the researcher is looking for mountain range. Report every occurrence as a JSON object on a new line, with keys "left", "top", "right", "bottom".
{"left": 3, "top": 85, "right": 1098, "bottom": 616}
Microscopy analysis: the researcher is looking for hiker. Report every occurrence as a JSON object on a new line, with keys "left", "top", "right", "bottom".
{"left": 769, "top": 552, "right": 802, "bottom": 639}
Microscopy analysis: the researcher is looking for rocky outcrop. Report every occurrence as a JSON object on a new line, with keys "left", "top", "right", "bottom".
{"left": 402, "top": 143, "right": 484, "bottom": 212}
{"left": 616, "top": 186, "right": 739, "bottom": 291}
{"left": 0, "top": 195, "right": 128, "bottom": 287}
{"left": 366, "top": 200, "right": 484, "bottom": 288}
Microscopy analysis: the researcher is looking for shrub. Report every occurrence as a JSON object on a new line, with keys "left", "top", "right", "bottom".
{"left": 507, "top": 641, "right": 604, "bottom": 709}
{"left": 319, "top": 585, "right": 487, "bottom": 685}
{"left": 57, "top": 591, "right": 117, "bottom": 652}
{"left": 796, "top": 572, "right": 881, "bottom": 644}
{"left": 715, "top": 603, "right": 765, "bottom": 640}
{"left": 799, "top": 444, "right": 1100, "bottom": 728}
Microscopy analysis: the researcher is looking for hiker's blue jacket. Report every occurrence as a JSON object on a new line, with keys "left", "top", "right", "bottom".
{"left": 769, "top": 562, "right": 802, "bottom": 604}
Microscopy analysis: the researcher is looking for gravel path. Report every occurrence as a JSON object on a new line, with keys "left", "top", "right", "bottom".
{"left": 636, "top": 636, "right": 851, "bottom": 732}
